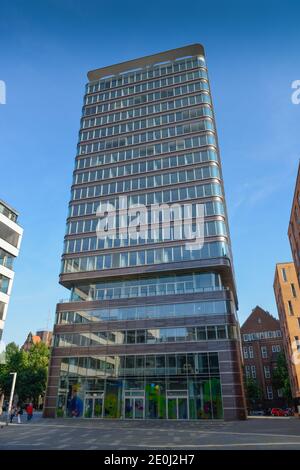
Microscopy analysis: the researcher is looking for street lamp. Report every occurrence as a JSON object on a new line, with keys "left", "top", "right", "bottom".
{"left": 6, "top": 372, "right": 17, "bottom": 426}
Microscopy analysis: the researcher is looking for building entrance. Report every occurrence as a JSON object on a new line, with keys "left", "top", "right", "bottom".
{"left": 167, "top": 393, "right": 188, "bottom": 419}
{"left": 84, "top": 392, "right": 104, "bottom": 418}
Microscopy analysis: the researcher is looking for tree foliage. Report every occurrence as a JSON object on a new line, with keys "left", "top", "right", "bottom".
{"left": 272, "top": 351, "right": 292, "bottom": 401}
{"left": 245, "top": 377, "right": 263, "bottom": 405}
{"left": 0, "top": 342, "right": 49, "bottom": 405}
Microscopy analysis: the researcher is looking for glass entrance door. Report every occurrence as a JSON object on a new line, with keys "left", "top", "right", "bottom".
{"left": 124, "top": 397, "right": 145, "bottom": 419}
{"left": 84, "top": 393, "right": 104, "bottom": 418}
{"left": 167, "top": 396, "right": 188, "bottom": 419}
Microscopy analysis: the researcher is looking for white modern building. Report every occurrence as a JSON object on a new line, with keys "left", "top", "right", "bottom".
{"left": 0, "top": 200, "right": 23, "bottom": 341}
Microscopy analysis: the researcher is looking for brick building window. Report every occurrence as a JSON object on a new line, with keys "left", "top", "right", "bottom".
{"left": 243, "top": 347, "right": 248, "bottom": 359}
{"left": 288, "top": 300, "right": 294, "bottom": 316}
{"left": 249, "top": 346, "right": 254, "bottom": 358}
{"left": 266, "top": 385, "right": 273, "bottom": 399}
{"left": 251, "top": 365, "right": 256, "bottom": 379}
{"left": 261, "top": 346, "right": 267, "bottom": 358}
{"left": 291, "top": 283, "right": 297, "bottom": 298}
{"left": 264, "top": 366, "right": 271, "bottom": 378}
{"left": 281, "top": 268, "right": 287, "bottom": 282}
{"left": 245, "top": 365, "right": 250, "bottom": 379}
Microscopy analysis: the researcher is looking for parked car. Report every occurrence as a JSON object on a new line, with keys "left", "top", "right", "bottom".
{"left": 271, "top": 408, "right": 288, "bottom": 416}
{"left": 250, "top": 410, "right": 264, "bottom": 416}
{"left": 282, "top": 407, "right": 294, "bottom": 416}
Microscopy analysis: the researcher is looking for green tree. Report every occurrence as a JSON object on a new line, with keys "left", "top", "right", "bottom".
{"left": 0, "top": 341, "right": 49, "bottom": 406}
{"left": 245, "top": 378, "right": 263, "bottom": 407}
{"left": 272, "top": 352, "right": 292, "bottom": 402}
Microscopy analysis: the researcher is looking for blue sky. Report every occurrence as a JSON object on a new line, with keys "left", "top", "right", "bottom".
{"left": 1, "top": 0, "right": 299, "bottom": 345}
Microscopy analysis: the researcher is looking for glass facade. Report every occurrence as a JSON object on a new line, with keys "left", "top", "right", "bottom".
{"left": 56, "top": 352, "right": 223, "bottom": 419}
{"left": 54, "top": 324, "right": 236, "bottom": 346}
{"left": 56, "top": 300, "right": 233, "bottom": 324}
{"left": 45, "top": 46, "right": 245, "bottom": 421}
{"left": 69, "top": 272, "right": 223, "bottom": 301}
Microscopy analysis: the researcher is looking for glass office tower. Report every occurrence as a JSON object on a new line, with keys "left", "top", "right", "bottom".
{"left": 44, "top": 45, "right": 246, "bottom": 420}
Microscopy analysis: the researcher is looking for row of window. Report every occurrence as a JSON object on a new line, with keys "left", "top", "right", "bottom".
{"left": 83, "top": 92, "right": 210, "bottom": 123}
{"left": 86, "top": 72, "right": 208, "bottom": 104}
{"left": 87, "top": 57, "right": 206, "bottom": 93}
{"left": 242, "top": 330, "right": 282, "bottom": 341}
{"left": 79, "top": 120, "right": 214, "bottom": 155}
{"left": 243, "top": 344, "right": 281, "bottom": 359}
{"left": 78, "top": 141, "right": 217, "bottom": 176}
{"left": 80, "top": 107, "right": 213, "bottom": 142}
{"left": 245, "top": 365, "right": 271, "bottom": 380}
{"left": 76, "top": 147, "right": 216, "bottom": 175}
{"left": 75, "top": 151, "right": 218, "bottom": 186}
{"left": 69, "top": 183, "right": 223, "bottom": 218}
{"left": 0, "top": 274, "right": 9, "bottom": 294}
{"left": 64, "top": 221, "right": 228, "bottom": 254}
{"left": 82, "top": 102, "right": 212, "bottom": 133}
{"left": 54, "top": 324, "right": 235, "bottom": 349}
{"left": 67, "top": 201, "right": 225, "bottom": 234}
{"left": 0, "top": 248, "right": 14, "bottom": 270}
{"left": 62, "top": 241, "right": 230, "bottom": 274}
{"left": 72, "top": 165, "right": 220, "bottom": 202}
{"left": 59, "top": 352, "right": 218, "bottom": 379}
{"left": 57, "top": 300, "right": 232, "bottom": 325}
{"left": 69, "top": 272, "right": 223, "bottom": 302}
{"left": 84, "top": 81, "right": 209, "bottom": 116}
{"left": 78, "top": 134, "right": 216, "bottom": 176}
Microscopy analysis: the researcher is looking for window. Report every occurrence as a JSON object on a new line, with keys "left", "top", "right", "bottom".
{"left": 295, "top": 336, "right": 300, "bottom": 352}
{"left": 281, "top": 268, "right": 287, "bottom": 282}
{"left": 243, "top": 347, "right": 248, "bottom": 359}
{"left": 261, "top": 346, "right": 267, "bottom": 358}
{"left": 251, "top": 365, "right": 256, "bottom": 379}
{"left": 272, "top": 345, "right": 281, "bottom": 353}
{"left": 249, "top": 346, "right": 254, "bottom": 358}
{"left": 0, "top": 274, "right": 9, "bottom": 294}
{"left": 288, "top": 301, "right": 294, "bottom": 316}
{"left": 291, "top": 283, "right": 297, "bottom": 298}
{"left": 277, "top": 389, "right": 283, "bottom": 398}
{"left": 245, "top": 365, "right": 250, "bottom": 379}
{"left": 266, "top": 385, "right": 273, "bottom": 400}
{"left": 0, "top": 301, "right": 5, "bottom": 320}
{"left": 264, "top": 365, "right": 271, "bottom": 378}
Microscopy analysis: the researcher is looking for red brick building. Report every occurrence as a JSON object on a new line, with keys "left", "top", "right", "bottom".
{"left": 241, "top": 306, "right": 285, "bottom": 409}
{"left": 22, "top": 330, "right": 53, "bottom": 351}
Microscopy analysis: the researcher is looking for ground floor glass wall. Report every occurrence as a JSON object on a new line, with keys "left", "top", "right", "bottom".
{"left": 56, "top": 352, "right": 223, "bottom": 420}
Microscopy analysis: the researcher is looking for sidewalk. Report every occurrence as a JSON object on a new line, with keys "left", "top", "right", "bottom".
{"left": 0, "top": 410, "right": 43, "bottom": 426}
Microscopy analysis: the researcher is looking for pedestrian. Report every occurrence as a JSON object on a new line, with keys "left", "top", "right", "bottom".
{"left": 9, "top": 405, "right": 16, "bottom": 423}
{"left": 16, "top": 405, "right": 23, "bottom": 424}
{"left": 26, "top": 402, "right": 33, "bottom": 421}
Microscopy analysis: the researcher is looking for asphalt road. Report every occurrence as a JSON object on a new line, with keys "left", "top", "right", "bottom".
{"left": 0, "top": 415, "right": 300, "bottom": 450}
